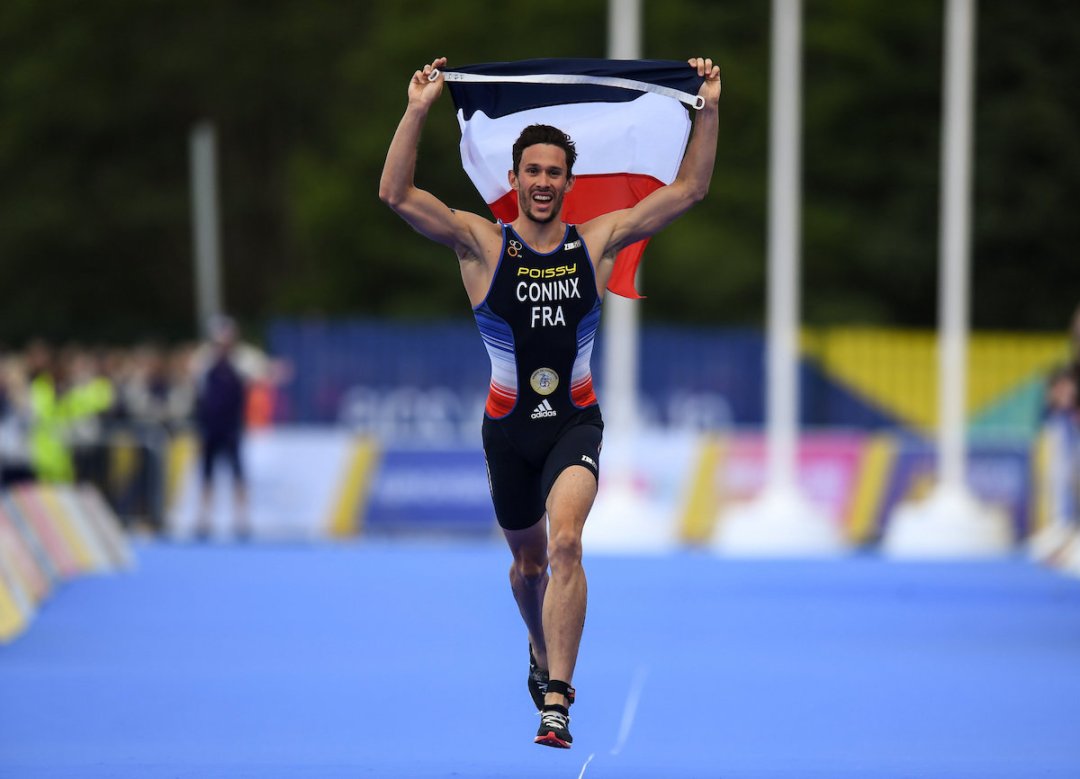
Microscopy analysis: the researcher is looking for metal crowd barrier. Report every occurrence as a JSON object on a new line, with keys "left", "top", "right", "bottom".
{"left": 72, "top": 422, "right": 176, "bottom": 532}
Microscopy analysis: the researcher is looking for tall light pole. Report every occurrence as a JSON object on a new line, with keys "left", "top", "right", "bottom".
{"left": 764, "top": 0, "right": 803, "bottom": 498}
{"left": 712, "top": 0, "right": 845, "bottom": 556}
{"left": 190, "top": 121, "right": 223, "bottom": 334}
{"left": 583, "top": 0, "right": 682, "bottom": 551}
{"left": 883, "top": 0, "right": 1011, "bottom": 557}
{"left": 603, "top": 0, "right": 642, "bottom": 435}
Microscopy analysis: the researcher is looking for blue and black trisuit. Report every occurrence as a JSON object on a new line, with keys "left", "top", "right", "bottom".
{"left": 473, "top": 223, "right": 604, "bottom": 530}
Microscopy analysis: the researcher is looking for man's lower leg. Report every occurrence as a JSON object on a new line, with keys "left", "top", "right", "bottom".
{"left": 504, "top": 520, "right": 552, "bottom": 710}
{"left": 534, "top": 551, "right": 584, "bottom": 749}
{"left": 541, "top": 535, "right": 587, "bottom": 708}
{"left": 511, "top": 560, "right": 551, "bottom": 709}
{"left": 510, "top": 561, "right": 549, "bottom": 666}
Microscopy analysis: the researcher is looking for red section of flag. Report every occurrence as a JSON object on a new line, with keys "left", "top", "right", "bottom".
{"left": 488, "top": 173, "right": 665, "bottom": 299}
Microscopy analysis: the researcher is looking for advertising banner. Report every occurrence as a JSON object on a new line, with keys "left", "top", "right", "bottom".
{"left": 168, "top": 427, "right": 359, "bottom": 540}
{"left": 586, "top": 430, "right": 700, "bottom": 552}
{"left": 716, "top": 433, "right": 868, "bottom": 527}
{"left": 364, "top": 447, "right": 494, "bottom": 535}
{"left": 876, "top": 440, "right": 1032, "bottom": 540}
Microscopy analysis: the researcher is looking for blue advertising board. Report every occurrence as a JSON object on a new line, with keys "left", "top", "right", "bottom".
{"left": 364, "top": 447, "right": 495, "bottom": 535}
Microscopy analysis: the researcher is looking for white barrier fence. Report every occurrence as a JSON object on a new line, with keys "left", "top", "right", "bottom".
{"left": 0, "top": 483, "right": 133, "bottom": 643}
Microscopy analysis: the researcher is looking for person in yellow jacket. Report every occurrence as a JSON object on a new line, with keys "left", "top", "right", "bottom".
{"left": 25, "top": 342, "right": 114, "bottom": 483}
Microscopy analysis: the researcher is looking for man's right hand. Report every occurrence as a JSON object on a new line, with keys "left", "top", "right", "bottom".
{"left": 408, "top": 56, "right": 448, "bottom": 109}
{"left": 688, "top": 57, "right": 721, "bottom": 109}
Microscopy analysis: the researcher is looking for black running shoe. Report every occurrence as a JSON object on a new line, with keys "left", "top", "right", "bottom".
{"left": 535, "top": 705, "right": 572, "bottom": 749}
{"left": 528, "top": 644, "right": 549, "bottom": 710}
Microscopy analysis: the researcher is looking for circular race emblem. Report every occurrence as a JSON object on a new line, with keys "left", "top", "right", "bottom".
{"left": 530, "top": 368, "right": 559, "bottom": 396}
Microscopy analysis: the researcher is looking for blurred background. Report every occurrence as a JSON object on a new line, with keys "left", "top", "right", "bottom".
{"left": 3, "top": 4, "right": 1080, "bottom": 776}
{"left": 0, "top": 0, "right": 1078, "bottom": 548}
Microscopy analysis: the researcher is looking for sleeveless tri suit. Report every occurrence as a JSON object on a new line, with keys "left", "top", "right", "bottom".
{"left": 474, "top": 223, "right": 604, "bottom": 530}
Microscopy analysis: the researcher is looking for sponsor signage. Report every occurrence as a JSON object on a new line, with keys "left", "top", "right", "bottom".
{"left": 364, "top": 447, "right": 494, "bottom": 534}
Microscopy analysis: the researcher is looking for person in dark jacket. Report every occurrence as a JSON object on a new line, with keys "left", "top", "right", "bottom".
{"left": 192, "top": 316, "right": 256, "bottom": 540}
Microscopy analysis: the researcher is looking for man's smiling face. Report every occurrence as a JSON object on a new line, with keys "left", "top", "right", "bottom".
{"left": 511, "top": 144, "right": 575, "bottom": 224}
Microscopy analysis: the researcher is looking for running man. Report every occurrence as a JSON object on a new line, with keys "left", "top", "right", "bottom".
{"left": 380, "top": 56, "right": 721, "bottom": 748}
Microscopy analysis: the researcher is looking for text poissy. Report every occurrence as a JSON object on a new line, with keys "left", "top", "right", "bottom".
{"left": 517, "top": 263, "right": 577, "bottom": 279}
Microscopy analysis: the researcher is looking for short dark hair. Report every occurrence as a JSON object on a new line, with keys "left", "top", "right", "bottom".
{"left": 512, "top": 124, "right": 577, "bottom": 176}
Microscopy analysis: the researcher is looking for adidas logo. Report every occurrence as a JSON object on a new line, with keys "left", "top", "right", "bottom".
{"left": 531, "top": 399, "right": 557, "bottom": 420}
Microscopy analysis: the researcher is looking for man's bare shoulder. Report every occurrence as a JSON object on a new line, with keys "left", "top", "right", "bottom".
{"left": 452, "top": 209, "right": 504, "bottom": 263}
{"left": 577, "top": 210, "right": 622, "bottom": 237}
{"left": 450, "top": 207, "right": 500, "bottom": 230}
{"left": 577, "top": 210, "right": 627, "bottom": 262}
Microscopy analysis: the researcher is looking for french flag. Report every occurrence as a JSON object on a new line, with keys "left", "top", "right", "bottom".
{"left": 444, "top": 59, "right": 704, "bottom": 299}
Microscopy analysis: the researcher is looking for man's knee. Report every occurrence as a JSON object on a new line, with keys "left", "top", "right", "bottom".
{"left": 511, "top": 553, "right": 548, "bottom": 584}
{"left": 548, "top": 528, "right": 583, "bottom": 572}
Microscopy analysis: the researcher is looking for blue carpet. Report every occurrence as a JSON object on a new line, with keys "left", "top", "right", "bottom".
{"left": 2, "top": 541, "right": 1079, "bottom": 778}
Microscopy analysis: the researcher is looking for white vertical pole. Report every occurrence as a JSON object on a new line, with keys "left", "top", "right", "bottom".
{"left": 882, "top": 0, "right": 1010, "bottom": 557}
{"left": 585, "top": 0, "right": 669, "bottom": 552}
{"left": 190, "top": 121, "right": 223, "bottom": 334}
{"left": 603, "top": 0, "right": 642, "bottom": 434}
{"left": 712, "top": 0, "right": 844, "bottom": 555}
{"left": 765, "top": 0, "right": 802, "bottom": 494}
{"left": 938, "top": 0, "right": 975, "bottom": 490}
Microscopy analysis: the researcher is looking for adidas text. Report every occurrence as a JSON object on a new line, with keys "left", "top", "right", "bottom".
{"left": 531, "top": 400, "right": 557, "bottom": 420}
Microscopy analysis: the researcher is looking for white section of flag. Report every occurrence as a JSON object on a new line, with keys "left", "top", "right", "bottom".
{"left": 457, "top": 92, "right": 692, "bottom": 205}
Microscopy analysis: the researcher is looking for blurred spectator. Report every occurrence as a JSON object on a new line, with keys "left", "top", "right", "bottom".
{"left": 1069, "top": 303, "right": 1080, "bottom": 404}
{"left": 190, "top": 316, "right": 269, "bottom": 540}
{"left": 1030, "top": 310, "right": 1080, "bottom": 566}
{"left": 1043, "top": 366, "right": 1077, "bottom": 515}
{"left": 122, "top": 343, "right": 194, "bottom": 431}
{"left": 0, "top": 351, "right": 34, "bottom": 486}
{"left": 0, "top": 335, "right": 285, "bottom": 533}
{"left": 167, "top": 344, "right": 199, "bottom": 426}
{"left": 25, "top": 340, "right": 114, "bottom": 483}
{"left": 61, "top": 345, "right": 115, "bottom": 486}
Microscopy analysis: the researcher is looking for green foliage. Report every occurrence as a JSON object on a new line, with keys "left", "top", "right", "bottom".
{"left": 0, "top": 0, "right": 1077, "bottom": 343}
{"left": 282, "top": 0, "right": 610, "bottom": 321}
{"left": 802, "top": 0, "right": 945, "bottom": 326}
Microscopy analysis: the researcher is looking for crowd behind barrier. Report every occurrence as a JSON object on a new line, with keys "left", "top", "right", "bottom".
{"left": 0, "top": 340, "right": 280, "bottom": 532}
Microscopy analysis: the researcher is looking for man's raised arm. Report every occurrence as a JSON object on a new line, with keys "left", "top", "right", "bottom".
{"left": 379, "top": 57, "right": 481, "bottom": 255}
{"left": 585, "top": 57, "right": 722, "bottom": 262}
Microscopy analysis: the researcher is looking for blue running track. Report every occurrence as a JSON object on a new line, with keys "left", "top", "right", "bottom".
{"left": 2, "top": 541, "right": 1080, "bottom": 778}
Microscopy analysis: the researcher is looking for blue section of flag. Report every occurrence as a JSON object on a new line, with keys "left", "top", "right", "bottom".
{"left": 446, "top": 58, "right": 704, "bottom": 120}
